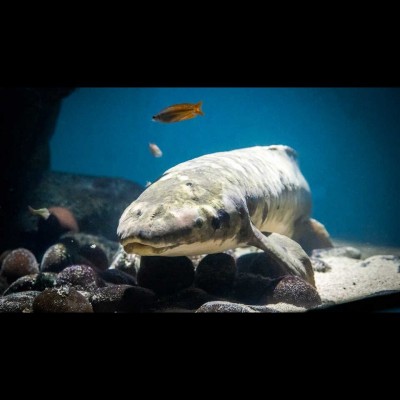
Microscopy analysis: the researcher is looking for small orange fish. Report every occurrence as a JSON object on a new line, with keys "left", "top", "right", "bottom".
{"left": 149, "top": 142, "right": 163, "bottom": 158}
{"left": 152, "top": 101, "right": 204, "bottom": 123}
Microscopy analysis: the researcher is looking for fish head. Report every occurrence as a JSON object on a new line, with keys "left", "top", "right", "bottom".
{"left": 117, "top": 175, "right": 247, "bottom": 256}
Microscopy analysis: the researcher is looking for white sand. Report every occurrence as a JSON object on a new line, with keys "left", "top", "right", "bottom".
{"left": 233, "top": 239, "right": 400, "bottom": 309}
{"left": 315, "top": 254, "right": 400, "bottom": 305}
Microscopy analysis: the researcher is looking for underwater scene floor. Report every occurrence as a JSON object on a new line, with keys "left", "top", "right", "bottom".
{"left": 1, "top": 235, "right": 399, "bottom": 313}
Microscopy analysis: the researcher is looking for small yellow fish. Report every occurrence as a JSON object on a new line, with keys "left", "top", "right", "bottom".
{"left": 149, "top": 142, "right": 163, "bottom": 158}
{"left": 152, "top": 101, "right": 204, "bottom": 123}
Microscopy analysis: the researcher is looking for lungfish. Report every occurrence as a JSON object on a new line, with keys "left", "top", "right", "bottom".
{"left": 117, "top": 145, "right": 333, "bottom": 285}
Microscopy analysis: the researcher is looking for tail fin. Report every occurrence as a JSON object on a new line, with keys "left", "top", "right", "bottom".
{"left": 195, "top": 101, "right": 204, "bottom": 116}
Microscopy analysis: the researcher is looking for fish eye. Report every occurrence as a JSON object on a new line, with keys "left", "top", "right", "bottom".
{"left": 194, "top": 217, "right": 204, "bottom": 228}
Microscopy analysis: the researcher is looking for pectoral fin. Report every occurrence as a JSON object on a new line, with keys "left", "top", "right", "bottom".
{"left": 248, "top": 226, "right": 315, "bottom": 287}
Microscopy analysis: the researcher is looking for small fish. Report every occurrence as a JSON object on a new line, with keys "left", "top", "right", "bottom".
{"left": 149, "top": 142, "right": 163, "bottom": 158}
{"left": 152, "top": 101, "right": 204, "bottom": 123}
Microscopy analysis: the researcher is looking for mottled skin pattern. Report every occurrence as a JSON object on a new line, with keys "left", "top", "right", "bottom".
{"left": 117, "top": 145, "right": 333, "bottom": 285}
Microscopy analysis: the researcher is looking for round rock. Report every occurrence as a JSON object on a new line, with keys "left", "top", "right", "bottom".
{"left": 237, "top": 252, "right": 299, "bottom": 279}
{"left": 267, "top": 275, "right": 322, "bottom": 308}
{"left": 0, "top": 291, "right": 42, "bottom": 313}
{"left": 56, "top": 265, "right": 100, "bottom": 292}
{"left": 79, "top": 243, "right": 109, "bottom": 272}
{"left": 232, "top": 273, "right": 277, "bottom": 304}
{"left": 194, "top": 253, "right": 236, "bottom": 296}
{"left": 33, "top": 286, "right": 93, "bottom": 312}
{"left": 40, "top": 243, "right": 77, "bottom": 273}
{"left": 311, "top": 246, "right": 362, "bottom": 259}
{"left": 196, "top": 301, "right": 258, "bottom": 313}
{"left": 33, "top": 272, "right": 58, "bottom": 291}
{"left": 99, "top": 269, "right": 137, "bottom": 286}
{"left": 137, "top": 256, "right": 194, "bottom": 296}
{"left": 3, "top": 274, "right": 38, "bottom": 295}
{"left": 119, "top": 286, "right": 158, "bottom": 312}
{"left": 153, "top": 287, "right": 219, "bottom": 311}
{"left": 1, "top": 248, "right": 39, "bottom": 283}
{"left": 90, "top": 285, "right": 135, "bottom": 312}
{"left": 311, "top": 257, "right": 331, "bottom": 272}
{"left": 2, "top": 272, "right": 58, "bottom": 295}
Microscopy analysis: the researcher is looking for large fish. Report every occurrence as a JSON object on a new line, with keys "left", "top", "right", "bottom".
{"left": 117, "top": 145, "right": 333, "bottom": 285}
{"left": 152, "top": 101, "right": 204, "bottom": 123}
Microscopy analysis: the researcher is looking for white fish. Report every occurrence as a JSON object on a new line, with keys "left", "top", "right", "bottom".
{"left": 149, "top": 143, "right": 162, "bottom": 158}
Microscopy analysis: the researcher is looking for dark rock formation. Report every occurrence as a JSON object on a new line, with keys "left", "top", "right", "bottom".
{"left": 194, "top": 253, "right": 236, "bottom": 297}
{"left": 0, "top": 291, "right": 42, "bottom": 313}
{"left": 17, "top": 171, "right": 143, "bottom": 247}
{"left": 138, "top": 256, "right": 195, "bottom": 296}
{"left": 32, "top": 286, "right": 93, "bottom": 313}
{"left": 0, "top": 88, "right": 74, "bottom": 254}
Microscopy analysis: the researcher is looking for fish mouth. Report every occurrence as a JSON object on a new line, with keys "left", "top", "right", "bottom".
{"left": 121, "top": 238, "right": 175, "bottom": 255}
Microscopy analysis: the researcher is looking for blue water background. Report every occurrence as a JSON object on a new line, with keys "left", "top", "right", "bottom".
{"left": 50, "top": 88, "right": 400, "bottom": 246}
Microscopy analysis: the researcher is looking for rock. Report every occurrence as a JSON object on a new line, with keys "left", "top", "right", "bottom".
{"left": 3, "top": 274, "right": 38, "bottom": 295}
{"left": 262, "top": 303, "right": 307, "bottom": 313}
{"left": 137, "top": 256, "right": 195, "bottom": 296}
{"left": 40, "top": 242, "right": 78, "bottom": 273}
{"left": 109, "top": 245, "right": 139, "bottom": 277}
{"left": 311, "top": 257, "right": 331, "bottom": 272}
{"left": 246, "top": 305, "right": 280, "bottom": 313}
{"left": 0, "top": 275, "right": 8, "bottom": 295}
{"left": 0, "top": 88, "right": 74, "bottom": 255}
{"left": 0, "top": 291, "right": 42, "bottom": 313}
{"left": 2, "top": 272, "right": 58, "bottom": 295}
{"left": 196, "top": 301, "right": 259, "bottom": 313}
{"left": 90, "top": 285, "right": 135, "bottom": 312}
{"left": 61, "top": 232, "right": 119, "bottom": 266}
{"left": 119, "top": 286, "right": 158, "bottom": 312}
{"left": 243, "top": 233, "right": 316, "bottom": 285}
{"left": 99, "top": 269, "right": 137, "bottom": 286}
{"left": 232, "top": 273, "right": 277, "bottom": 304}
{"left": 33, "top": 272, "right": 58, "bottom": 291}
{"left": 18, "top": 171, "right": 144, "bottom": 242}
{"left": 194, "top": 253, "right": 236, "bottom": 296}
{"left": 0, "top": 250, "right": 11, "bottom": 265}
{"left": 312, "top": 246, "right": 362, "bottom": 259}
{"left": 356, "top": 255, "right": 400, "bottom": 268}
{"left": 78, "top": 243, "right": 109, "bottom": 272}
{"left": 32, "top": 287, "right": 93, "bottom": 313}
{"left": 56, "top": 265, "right": 101, "bottom": 291}
{"left": 0, "top": 248, "right": 39, "bottom": 283}
{"left": 266, "top": 276, "right": 322, "bottom": 308}
{"left": 152, "top": 287, "right": 219, "bottom": 311}
{"left": 77, "top": 291, "right": 92, "bottom": 301}
{"left": 237, "top": 252, "right": 288, "bottom": 279}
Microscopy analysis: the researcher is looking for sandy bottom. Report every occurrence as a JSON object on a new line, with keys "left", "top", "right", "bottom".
{"left": 234, "top": 238, "right": 400, "bottom": 310}
{"left": 315, "top": 240, "right": 400, "bottom": 305}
